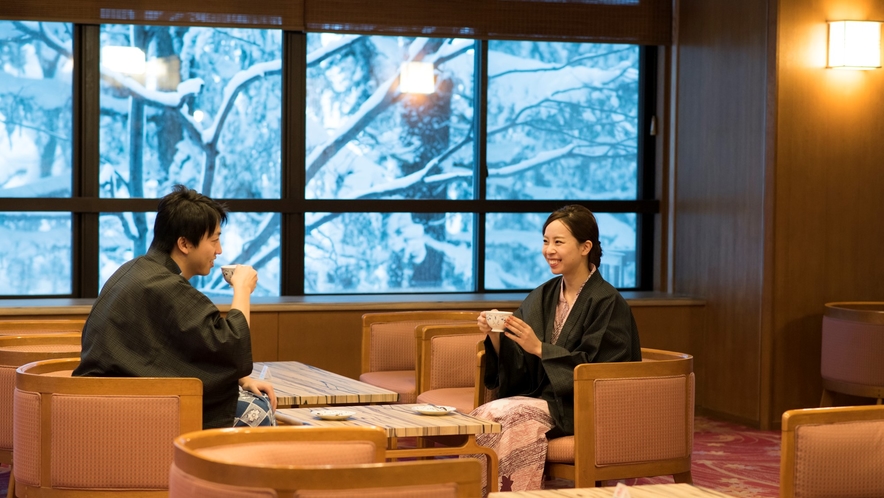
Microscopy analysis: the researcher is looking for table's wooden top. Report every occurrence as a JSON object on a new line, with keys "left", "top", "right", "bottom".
{"left": 489, "top": 484, "right": 734, "bottom": 498}
{"left": 275, "top": 403, "right": 501, "bottom": 438}
{"left": 251, "top": 361, "right": 398, "bottom": 407}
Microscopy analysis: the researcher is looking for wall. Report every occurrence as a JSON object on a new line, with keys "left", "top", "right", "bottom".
{"left": 673, "top": 0, "right": 773, "bottom": 426}
{"left": 771, "top": 0, "right": 884, "bottom": 422}
{"left": 674, "top": 0, "right": 884, "bottom": 428}
{"left": 1, "top": 298, "right": 704, "bottom": 382}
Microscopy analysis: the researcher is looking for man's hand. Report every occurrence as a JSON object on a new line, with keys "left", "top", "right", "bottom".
{"left": 239, "top": 376, "right": 277, "bottom": 410}
{"left": 230, "top": 264, "right": 258, "bottom": 294}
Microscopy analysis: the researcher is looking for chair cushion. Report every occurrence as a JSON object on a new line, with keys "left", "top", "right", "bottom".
{"left": 821, "top": 316, "right": 884, "bottom": 385}
{"left": 359, "top": 371, "right": 416, "bottom": 404}
{"left": 793, "top": 420, "right": 884, "bottom": 498}
{"left": 169, "top": 463, "right": 277, "bottom": 498}
{"left": 546, "top": 436, "right": 575, "bottom": 463}
{"left": 296, "top": 482, "right": 458, "bottom": 498}
{"left": 50, "top": 394, "right": 180, "bottom": 488}
{"left": 196, "top": 441, "right": 380, "bottom": 466}
{"left": 368, "top": 321, "right": 422, "bottom": 372}
{"left": 0, "top": 366, "right": 14, "bottom": 450}
{"left": 429, "top": 334, "right": 483, "bottom": 389}
{"left": 12, "top": 389, "right": 41, "bottom": 487}
{"left": 416, "top": 388, "right": 474, "bottom": 413}
{"left": 594, "top": 375, "right": 689, "bottom": 466}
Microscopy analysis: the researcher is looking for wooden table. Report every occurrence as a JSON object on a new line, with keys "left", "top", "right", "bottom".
{"left": 250, "top": 361, "right": 398, "bottom": 407}
{"left": 276, "top": 403, "right": 502, "bottom": 492}
{"left": 489, "top": 483, "right": 735, "bottom": 497}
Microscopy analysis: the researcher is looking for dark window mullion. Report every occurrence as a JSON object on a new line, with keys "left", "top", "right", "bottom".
{"left": 73, "top": 24, "right": 101, "bottom": 298}
{"left": 475, "top": 39, "right": 489, "bottom": 292}
{"left": 282, "top": 31, "right": 307, "bottom": 295}
{"left": 637, "top": 46, "right": 658, "bottom": 291}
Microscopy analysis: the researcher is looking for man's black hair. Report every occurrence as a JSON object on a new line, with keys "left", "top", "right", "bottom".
{"left": 150, "top": 185, "right": 228, "bottom": 253}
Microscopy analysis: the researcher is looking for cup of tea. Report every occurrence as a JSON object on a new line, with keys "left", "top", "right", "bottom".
{"left": 485, "top": 309, "right": 513, "bottom": 332}
{"left": 220, "top": 265, "right": 237, "bottom": 285}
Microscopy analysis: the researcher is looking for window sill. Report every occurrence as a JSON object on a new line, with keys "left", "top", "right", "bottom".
{"left": 0, "top": 292, "right": 704, "bottom": 316}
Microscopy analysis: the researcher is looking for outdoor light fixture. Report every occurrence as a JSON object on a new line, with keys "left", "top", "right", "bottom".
{"left": 399, "top": 61, "right": 435, "bottom": 94}
{"left": 828, "top": 20, "right": 882, "bottom": 69}
{"left": 100, "top": 46, "right": 147, "bottom": 74}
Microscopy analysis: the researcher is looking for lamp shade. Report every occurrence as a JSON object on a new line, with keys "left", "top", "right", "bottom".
{"left": 100, "top": 46, "right": 147, "bottom": 74}
{"left": 828, "top": 21, "right": 882, "bottom": 69}
{"left": 399, "top": 61, "right": 435, "bottom": 94}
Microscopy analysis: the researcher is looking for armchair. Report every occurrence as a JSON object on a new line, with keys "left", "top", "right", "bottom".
{"left": 545, "top": 348, "right": 695, "bottom": 487}
{"left": 414, "top": 323, "right": 486, "bottom": 413}
{"left": 360, "top": 311, "right": 479, "bottom": 404}
{"left": 780, "top": 405, "right": 884, "bottom": 498}
{"left": 13, "top": 357, "right": 202, "bottom": 496}
{"left": 0, "top": 318, "right": 85, "bottom": 336}
{"left": 0, "top": 333, "right": 81, "bottom": 498}
{"left": 820, "top": 302, "right": 884, "bottom": 406}
{"left": 170, "top": 426, "right": 482, "bottom": 497}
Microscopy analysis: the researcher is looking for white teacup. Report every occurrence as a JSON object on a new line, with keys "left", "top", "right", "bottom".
{"left": 485, "top": 309, "right": 513, "bottom": 332}
{"left": 220, "top": 265, "right": 237, "bottom": 285}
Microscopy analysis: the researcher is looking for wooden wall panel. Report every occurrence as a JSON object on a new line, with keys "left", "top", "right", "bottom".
{"left": 673, "top": 0, "right": 771, "bottom": 425}
{"left": 632, "top": 304, "right": 707, "bottom": 406}
{"left": 249, "top": 312, "right": 279, "bottom": 362}
{"left": 277, "top": 310, "right": 366, "bottom": 379}
{"left": 273, "top": 303, "right": 703, "bottom": 382}
{"left": 771, "top": 0, "right": 884, "bottom": 423}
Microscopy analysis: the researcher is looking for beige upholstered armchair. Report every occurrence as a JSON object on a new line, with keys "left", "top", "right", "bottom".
{"left": 13, "top": 357, "right": 202, "bottom": 497}
{"left": 360, "top": 311, "right": 479, "bottom": 404}
{"left": 820, "top": 302, "right": 884, "bottom": 406}
{"left": 545, "top": 348, "right": 695, "bottom": 487}
{"left": 780, "top": 405, "right": 884, "bottom": 498}
{"left": 0, "top": 318, "right": 85, "bottom": 336}
{"left": 169, "top": 426, "right": 482, "bottom": 497}
{"left": 0, "top": 333, "right": 81, "bottom": 498}
{"left": 414, "top": 323, "right": 486, "bottom": 413}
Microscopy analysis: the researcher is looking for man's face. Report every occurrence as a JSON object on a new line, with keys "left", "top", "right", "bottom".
{"left": 185, "top": 223, "right": 222, "bottom": 278}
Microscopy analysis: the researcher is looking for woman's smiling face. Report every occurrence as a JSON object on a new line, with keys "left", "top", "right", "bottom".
{"left": 543, "top": 219, "right": 592, "bottom": 277}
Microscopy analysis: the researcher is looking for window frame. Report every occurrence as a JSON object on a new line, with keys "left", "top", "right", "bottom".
{"left": 0, "top": 27, "right": 659, "bottom": 298}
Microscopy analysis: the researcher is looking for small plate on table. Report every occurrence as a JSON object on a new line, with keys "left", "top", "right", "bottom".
{"left": 412, "top": 404, "right": 457, "bottom": 416}
{"left": 311, "top": 409, "right": 355, "bottom": 421}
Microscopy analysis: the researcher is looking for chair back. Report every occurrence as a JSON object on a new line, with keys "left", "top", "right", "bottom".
{"left": 0, "top": 318, "right": 85, "bottom": 336}
{"left": 13, "top": 357, "right": 202, "bottom": 497}
{"left": 359, "top": 311, "right": 479, "bottom": 404}
{"left": 171, "top": 427, "right": 481, "bottom": 497}
{"left": 1, "top": 334, "right": 81, "bottom": 452}
{"left": 413, "top": 323, "right": 485, "bottom": 413}
{"left": 820, "top": 302, "right": 884, "bottom": 405}
{"left": 546, "top": 348, "right": 695, "bottom": 487}
{"left": 780, "top": 405, "right": 884, "bottom": 498}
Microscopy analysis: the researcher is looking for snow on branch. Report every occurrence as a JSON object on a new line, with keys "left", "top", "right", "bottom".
{"left": 307, "top": 35, "right": 365, "bottom": 67}
{"left": 198, "top": 59, "right": 281, "bottom": 145}
{"left": 101, "top": 71, "right": 204, "bottom": 109}
{"left": 491, "top": 144, "right": 577, "bottom": 177}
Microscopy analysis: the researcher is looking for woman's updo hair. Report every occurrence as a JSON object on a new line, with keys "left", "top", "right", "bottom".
{"left": 542, "top": 205, "right": 602, "bottom": 268}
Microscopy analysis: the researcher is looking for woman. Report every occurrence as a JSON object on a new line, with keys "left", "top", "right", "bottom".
{"left": 472, "top": 205, "right": 641, "bottom": 492}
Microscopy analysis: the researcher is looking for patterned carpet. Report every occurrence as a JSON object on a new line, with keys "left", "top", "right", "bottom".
{"left": 0, "top": 416, "right": 781, "bottom": 497}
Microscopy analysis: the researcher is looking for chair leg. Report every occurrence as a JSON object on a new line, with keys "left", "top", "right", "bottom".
{"left": 8, "top": 467, "right": 14, "bottom": 498}
{"left": 820, "top": 389, "right": 835, "bottom": 407}
{"left": 673, "top": 471, "right": 692, "bottom": 484}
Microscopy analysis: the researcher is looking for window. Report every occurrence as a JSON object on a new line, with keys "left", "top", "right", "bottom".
{"left": 0, "top": 22, "right": 657, "bottom": 298}
{"left": 94, "top": 25, "right": 283, "bottom": 297}
{"left": 0, "top": 21, "right": 73, "bottom": 198}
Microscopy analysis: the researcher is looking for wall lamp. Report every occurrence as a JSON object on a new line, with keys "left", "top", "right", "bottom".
{"left": 399, "top": 61, "right": 435, "bottom": 94}
{"left": 828, "top": 20, "right": 882, "bottom": 69}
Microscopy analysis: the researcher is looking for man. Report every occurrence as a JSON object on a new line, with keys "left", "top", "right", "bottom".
{"left": 74, "top": 185, "right": 276, "bottom": 429}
